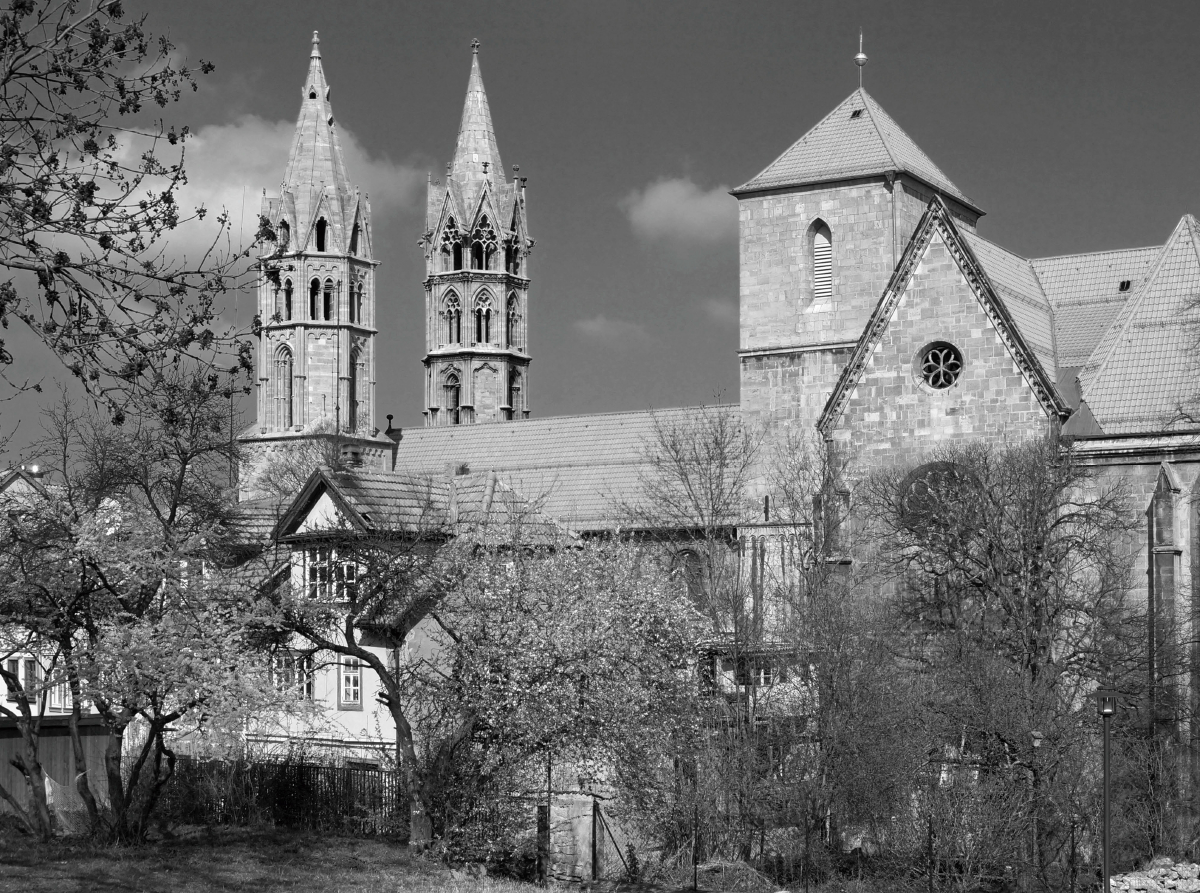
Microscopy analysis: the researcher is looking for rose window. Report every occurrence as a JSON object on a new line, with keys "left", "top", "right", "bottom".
{"left": 920, "top": 342, "right": 963, "bottom": 389}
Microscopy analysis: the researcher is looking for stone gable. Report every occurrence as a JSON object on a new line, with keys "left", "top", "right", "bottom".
{"left": 829, "top": 232, "right": 1053, "bottom": 468}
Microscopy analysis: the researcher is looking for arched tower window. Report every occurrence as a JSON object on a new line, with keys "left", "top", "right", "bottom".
{"left": 309, "top": 278, "right": 320, "bottom": 320}
{"left": 349, "top": 222, "right": 360, "bottom": 256}
{"left": 811, "top": 220, "right": 832, "bottom": 301}
{"left": 315, "top": 217, "right": 328, "bottom": 252}
{"left": 354, "top": 282, "right": 364, "bottom": 325}
{"left": 443, "top": 292, "right": 462, "bottom": 345}
{"left": 323, "top": 279, "right": 334, "bottom": 321}
{"left": 278, "top": 220, "right": 290, "bottom": 253}
{"left": 474, "top": 293, "right": 493, "bottom": 344}
{"left": 470, "top": 242, "right": 484, "bottom": 270}
{"left": 453, "top": 242, "right": 464, "bottom": 270}
{"left": 507, "top": 368, "right": 521, "bottom": 412}
{"left": 506, "top": 293, "right": 519, "bottom": 349}
{"left": 444, "top": 372, "right": 461, "bottom": 425}
{"left": 274, "top": 347, "right": 294, "bottom": 430}
{"left": 348, "top": 350, "right": 360, "bottom": 432}
{"left": 283, "top": 279, "right": 293, "bottom": 321}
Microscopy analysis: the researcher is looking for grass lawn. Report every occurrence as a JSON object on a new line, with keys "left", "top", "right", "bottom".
{"left": 0, "top": 828, "right": 543, "bottom": 893}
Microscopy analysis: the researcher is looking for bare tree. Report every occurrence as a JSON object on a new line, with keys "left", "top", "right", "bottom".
{"left": 0, "top": 0, "right": 256, "bottom": 416}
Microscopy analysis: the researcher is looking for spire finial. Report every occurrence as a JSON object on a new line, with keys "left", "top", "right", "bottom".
{"left": 471, "top": 38, "right": 480, "bottom": 55}
{"left": 312, "top": 30, "right": 321, "bottom": 59}
{"left": 854, "top": 31, "right": 867, "bottom": 88}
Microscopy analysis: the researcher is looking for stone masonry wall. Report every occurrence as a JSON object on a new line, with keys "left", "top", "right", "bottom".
{"left": 830, "top": 232, "right": 1051, "bottom": 469}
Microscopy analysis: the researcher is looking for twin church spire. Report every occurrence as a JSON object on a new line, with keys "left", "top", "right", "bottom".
{"left": 421, "top": 41, "right": 533, "bottom": 426}
{"left": 241, "top": 35, "right": 532, "bottom": 498}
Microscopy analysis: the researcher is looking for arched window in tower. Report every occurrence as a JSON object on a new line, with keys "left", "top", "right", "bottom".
{"left": 474, "top": 293, "right": 493, "bottom": 344}
{"left": 284, "top": 279, "right": 293, "bottom": 321}
{"left": 507, "top": 368, "right": 521, "bottom": 414}
{"left": 349, "top": 222, "right": 360, "bottom": 256}
{"left": 811, "top": 220, "right": 832, "bottom": 301}
{"left": 315, "top": 217, "right": 328, "bottom": 252}
{"left": 470, "top": 217, "right": 497, "bottom": 271}
{"left": 274, "top": 347, "right": 294, "bottom": 430}
{"left": 506, "top": 293, "right": 519, "bottom": 349}
{"left": 470, "top": 241, "right": 484, "bottom": 270}
{"left": 444, "top": 372, "right": 461, "bottom": 425}
{"left": 323, "top": 279, "right": 334, "bottom": 321}
{"left": 348, "top": 350, "right": 360, "bottom": 432}
{"left": 443, "top": 292, "right": 462, "bottom": 345}
{"left": 278, "top": 220, "right": 290, "bottom": 253}
{"left": 504, "top": 244, "right": 514, "bottom": 273}
{"left": 348, "top": 281, "right": 356, "bottom": 324}
{"left": 354, "top": 282, "right": 364, "bottom": 325}
{"left": 453, "top": 242, "right": 464, "bottom": 270}
{"left": 309, "top": 279, "right": 320, "bottom": 320}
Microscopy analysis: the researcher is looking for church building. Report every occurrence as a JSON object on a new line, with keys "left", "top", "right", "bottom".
{"left": 236, "top": 35, "right": 1200, "bottom": 759}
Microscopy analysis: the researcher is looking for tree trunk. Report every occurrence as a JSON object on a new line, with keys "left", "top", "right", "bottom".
{"left": 103, "top": 722, "right": 129, "bottom": 841}
{"left": 65, "top": 675, "right": 102, "bottom": 834}
{"left": 13, "top": 724, "right": 53, "bottom": 841}
{"left": 387, "top": 698, "right": 433, "bottom": 849}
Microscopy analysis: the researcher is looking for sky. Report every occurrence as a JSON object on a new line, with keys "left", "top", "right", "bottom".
{"left": 6, "top": 0, "right": 1200, "bottom": 460}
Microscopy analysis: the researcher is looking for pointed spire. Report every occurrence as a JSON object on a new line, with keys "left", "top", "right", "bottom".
{"left": 281, "top": 30, "right": 354, "bottom": 241}
{"left": 450, "top": 39, "right": 504, "bottom": 194}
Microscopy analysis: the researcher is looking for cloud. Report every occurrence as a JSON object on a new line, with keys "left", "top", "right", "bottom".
{"left": 171, "top": 114, "right": 424, "bottom": 262}
{"left": 574, "top": 314, "right": 650, "bottom": 347}
{"left": 620, "top": 177, "right": 737, "bottom": 244}
{"left": 703, "top": 298, "right": 738, "bottom": 325}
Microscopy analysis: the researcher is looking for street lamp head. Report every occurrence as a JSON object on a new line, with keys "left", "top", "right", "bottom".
{"left": 1096, "top": 688, "right": 1118, "bottom": 717}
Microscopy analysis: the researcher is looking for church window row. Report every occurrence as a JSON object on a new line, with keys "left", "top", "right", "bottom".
{"left": 275, "top": 216, "right": 364, "bottom": 257}
{"left": 437, "top": 366, "right": 523, "bottom": 426}
{"left": 439, "top": 290, "right": 523, "bottom": 349}
{"left": 438, "top": 216, "right": 522, "bottom": 274}
{"left": 274, "top": 278, "right": 368, "bottom": 325}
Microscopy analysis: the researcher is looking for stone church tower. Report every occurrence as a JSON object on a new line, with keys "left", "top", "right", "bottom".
{"left": 420, "top": 41, "right": 532, "bottom": 426}
{"left": 238, "top": 33, "right": 392, "bottom": 499}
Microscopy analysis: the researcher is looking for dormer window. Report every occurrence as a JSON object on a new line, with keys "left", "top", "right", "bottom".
{"left": 315, "top": 217, "right": 327, "bottom": 252}
{"left": 850, "top": 109, "right": 863, "bottom": 119}
{"left": 1119, "top": 280, "right": 1131, "bottom": 292}
{"left": 812, "top": 220, "right": 832, "bottom": 301}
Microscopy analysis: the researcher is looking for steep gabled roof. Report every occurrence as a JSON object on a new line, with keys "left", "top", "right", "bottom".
{"left": 1075, "top": 215, "right": 1200, "bottom": 435}
{"left": 960, "top": 232, "right": 1057, "bottom": 380}
{"left": 1032, "top": 246, "right": 1160, "bottom": 369}
{"left": 733, "top": 88, "right": 979, "bottom": 212}
{"left": 818, "top": 198, "right": 1069, "bottom": 436}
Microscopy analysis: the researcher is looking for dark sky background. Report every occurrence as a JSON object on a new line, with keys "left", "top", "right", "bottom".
{"left": 6, "top": 0, "right": 1200, "bottom": 461}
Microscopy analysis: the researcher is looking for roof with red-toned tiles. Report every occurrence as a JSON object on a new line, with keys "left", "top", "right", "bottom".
{"left": 1032, "top": 246, "right": 1160, "bottom": 369}
{"left": 733, "top": 89, "right": 977, "bottom": 212}
{"left": 1076, "top": 215, "right": 1200, "bottom": 435}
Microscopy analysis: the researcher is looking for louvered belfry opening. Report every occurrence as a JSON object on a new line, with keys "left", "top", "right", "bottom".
{"left": 812, "top": 221, "right": 833, "bottom": 301}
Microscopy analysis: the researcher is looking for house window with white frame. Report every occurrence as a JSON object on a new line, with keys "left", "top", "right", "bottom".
{"left": 339, "top": 657, "right": 362, "bottom": 710}
{"left": 272, "top": 652, "right": 314, "bottom": 701}
{"left": 306, "top": 548, "right": 357, "bottom": 600}
{"left": 47, "top": 671, "right": 72, "bottom": 712}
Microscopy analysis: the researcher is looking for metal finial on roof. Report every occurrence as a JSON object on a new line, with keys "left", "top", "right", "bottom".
{"left": 312, "top": 31, "right": 321, "bottom": 58}
{"left": 471, "top": 38, "right": 480, "bottom": 55}
{"left": 854, "top": 31, "right": 867, "bottom": 88}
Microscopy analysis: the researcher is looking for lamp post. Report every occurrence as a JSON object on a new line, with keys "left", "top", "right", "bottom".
{"left": 1030, "top": 730, "right": 1043, "bottom": 892}
{"left": 1096, "top": 690, "right": 1118, "bottom": 893}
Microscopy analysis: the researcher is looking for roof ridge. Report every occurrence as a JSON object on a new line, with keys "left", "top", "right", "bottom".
{"left": 859, "top": 88, "right": 900, "bottom": 172}
{"left": 400, "top": 404, "right": 730, "bottom": 431}
{"left": 963, "top": 229, "right": 1032, "bottom": 261}
{"left": 1031, "top": 244, "right": 1163, "bottom": 263}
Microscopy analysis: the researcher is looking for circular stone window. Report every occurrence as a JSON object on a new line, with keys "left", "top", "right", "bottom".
{"left": 919, "top": 342, "right": 964, "bottom": 389}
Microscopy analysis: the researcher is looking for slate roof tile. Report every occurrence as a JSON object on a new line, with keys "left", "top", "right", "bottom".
{"left": 961, "top": 232, "right": 1057, "bottom": 381}
{"left": 389, "top": 407, "right": 717, "bottom": 531}
{"left": 1076, "top": 216, "right": 1200, "bottom": 435}
{"left": 1031, "top": 246, "right": 1160, "bottom": 369}
{"left": 734, "top": 89, "right": 976, "bottom": 211}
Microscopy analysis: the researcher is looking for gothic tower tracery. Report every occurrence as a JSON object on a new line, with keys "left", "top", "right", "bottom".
{"left": 238, "top": 32, "right": 391, "bottom": 499}
{"left": 421, "top": 41, "right": 532, "bottom": 426}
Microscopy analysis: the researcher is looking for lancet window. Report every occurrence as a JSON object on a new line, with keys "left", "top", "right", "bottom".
{"left": 471, "top": 217, "right": 497, "bottom": 271}
{"left": 811, "top": 219, "right": 832, "bottom": 301}
{"left": 284, "top": 279, "right": 293, "bottom": 321}
{"left": 278, "top": 220, "right": 290, "bottom": 252}
{"left": 348, "top": 350, "right": 361, "bottom": 432}
{"left": 323, "top": 279, "right": 334, "bottom": 321}
{"left": 315, "top": 217, "right": 328, "bottom": 252}
{"left": 274, "top": 347, "right": 293, "bottom": 430}
{"left": 309, "top": 279, "right": 320, "bottom": 320}
{"left": 474, "top": 293, "right": 494, "bottom": 344}
{"left": 506, "top": 293, "right": 520, "bottom": 349}
{"left": 444, "top": 372, "right": 461, "bottom": 425}
{"left": 443, "top": 293, "right": 462, "bottom": 345}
